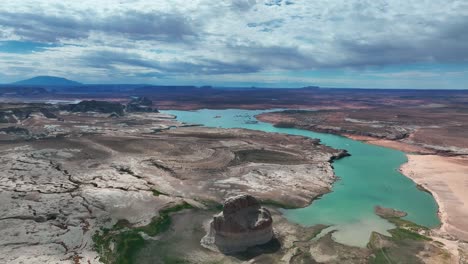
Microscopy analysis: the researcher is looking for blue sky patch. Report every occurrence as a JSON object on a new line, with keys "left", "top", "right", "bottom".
{"left": 0, "top": 41, "right": 58, "bottom": 54}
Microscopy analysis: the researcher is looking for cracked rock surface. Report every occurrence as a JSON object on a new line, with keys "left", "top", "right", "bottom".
{"left": 0, "top": 107, "right": 341, "bottom": 263}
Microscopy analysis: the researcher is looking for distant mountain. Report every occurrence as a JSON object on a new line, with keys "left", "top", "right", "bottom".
{"left": 12, "top": 76, "right": 83, "bottom": 86}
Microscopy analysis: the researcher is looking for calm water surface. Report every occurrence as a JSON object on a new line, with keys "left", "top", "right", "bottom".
{"left": 164, "top": 109, "right": 440, "bottom": 247}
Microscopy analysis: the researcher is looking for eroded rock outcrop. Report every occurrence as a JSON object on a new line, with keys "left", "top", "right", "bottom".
{"left": 201, "top": 194, "right": 274, "bottom": 253}
{"left": 62, "top": 100, "right": 125, "bottom": 116}
{"left": 374, "top": 206, "right": 408, "bottom": 218}
{"left": 0, "top": 106, "right": 57, "bottom": 123}
{"left": 126, "top": 96, "right": 158, "bottom": 113}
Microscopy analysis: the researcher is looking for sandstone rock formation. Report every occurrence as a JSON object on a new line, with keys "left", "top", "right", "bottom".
{"left": 202, "top": 194, "right": 274, "bottom": 253}
{"left": 0, "top": 103, "right": 341, "bottom": 262}
{"left": 62, "top": 100, "right": 125, "bottom": 116}
{"left": 126, "top": 96, "right": 158, "bottom": 113}
{"left": 0, "top": 105, "right": 57, "bottom": 123}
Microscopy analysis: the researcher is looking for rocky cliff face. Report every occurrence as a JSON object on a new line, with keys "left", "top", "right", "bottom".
{"left": 62, "top": 100, "right": 125, "bottom": 116}
{"left": 202, "top": 194, "right": 274, "bottom": 253}
{"left": 126, "top": 97, "right": 158, "bottom": 113}
{"left": 0, "top": 106, "right": 57, "bottom": 123}
{"left": 57, "top": 98, "right": 158, "bottom": 117}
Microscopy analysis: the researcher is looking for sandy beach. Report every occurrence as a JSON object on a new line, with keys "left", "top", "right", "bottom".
{"left": 344, "top": 134, "right": 437, "bottom": 154}
{"left": 401, "top": 154, "right": 468, "bottom": 241}
{"left": 344, "top": 135, "right": 468, "bottom": 261}
{"left": 346, "top": 135, "right": 468, "bottom": 242}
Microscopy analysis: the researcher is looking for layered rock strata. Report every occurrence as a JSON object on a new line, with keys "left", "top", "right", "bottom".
{"left": 202, "top": 194, "right": 274, "bottom": 253}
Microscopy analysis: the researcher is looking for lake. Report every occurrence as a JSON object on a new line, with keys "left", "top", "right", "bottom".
{"left": 164, "top": 109, "right": 440, "bottom": 247}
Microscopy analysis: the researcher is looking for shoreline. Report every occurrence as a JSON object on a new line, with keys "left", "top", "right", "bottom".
{"left": 257, "top": 114, "right": 468, "bottom": 239}
{"left": 400, "top": 155, "right": 468, "bottom": 239}
{"left": 398, "top": 154, "right": 468, "bottom": 262}
{"left": 256, "top": 113, "right": 468, "bottom": 259}
{"left": 343, "top": 134, "right": 437, "bottom": 155}
{"left": 344, "top": 135, "right": 468, "bottom": 243}
{"left": 312, "top": 133, "right": 467, "bottom": 261}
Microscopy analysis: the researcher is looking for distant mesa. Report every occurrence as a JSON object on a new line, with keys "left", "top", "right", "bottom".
{"left": 12, "top": 76, "right": 83, "bottom": 86}
{"left": 301, "top": 85, "right": 320, "bottom": 89}
{"left": 61, "top": 100, "right": 125, "bottom": 116}
{"left": 58, "top": 97, "right": 158, "bottom": 117}
{"left": 0, "top": 106, "right": 57, "bottom": 124}
{"left": 201, "top": 194, "right": 274, "bottom": 253}
{"left": 0, "top": 86, "right": 49, "bottom": 96}
{"left": 126, "top": 96, "right": 159, "bottom": 113}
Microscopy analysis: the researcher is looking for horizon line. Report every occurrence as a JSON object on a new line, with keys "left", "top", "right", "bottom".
{"left": 1, "top": 83, "right": 468, "bottom": 91}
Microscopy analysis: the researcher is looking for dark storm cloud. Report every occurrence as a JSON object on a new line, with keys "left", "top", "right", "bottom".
{"left": 335, "top": 15, "right": 468, "bottom": 68}
{"left": 0, "top": 10, "right": 197, "bottom": 43}
{"left": 98, "top": 11, "right": 197, "bottom": 41}
{"left": 170, "top": 59, "right": 261, "bottom": 74}
{"left": 231, "top": 0, "right": 257, "bottom": 12}
{"left": 225, "top": 44, "right": 318, "bottom": 70}
{"left": 247, "top": 19, "right": 284, "bottom": 32}
{"left": 79, "top": 41, "right": 320, "bottom": 76}
{"left": 264, "top": 0, "right": 294, "bottom": 6}
{"left": 79, "top": 50, "right": 261, "bottom": 76}
{"left": 336, "top": 39, "right": 423, "bottom": 67}
{"left": 80, "top": 50, "right": 161, "bottom": 70}
{"left": 0, "top": 12, "right": 89, "bottom": 42}
{"left": 431, "top": 16, "right": 468, "bottom": 62}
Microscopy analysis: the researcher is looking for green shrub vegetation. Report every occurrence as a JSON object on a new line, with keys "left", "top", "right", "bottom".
{"left": 92, "top": 202, "right": 194, "bottom": 264}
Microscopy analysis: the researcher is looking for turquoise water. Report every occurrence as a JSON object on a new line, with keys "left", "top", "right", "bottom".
{"left": 164, "top": 109, "right": 440, "bottom": 247}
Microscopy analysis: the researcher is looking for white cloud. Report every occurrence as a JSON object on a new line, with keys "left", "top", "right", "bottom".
{"left": 0, "top": 0, "right": 467, "bottom": 87}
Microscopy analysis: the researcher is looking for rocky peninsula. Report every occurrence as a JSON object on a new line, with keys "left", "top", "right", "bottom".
{"left": 0, "top": 101, "right": 343, "bottom": 263}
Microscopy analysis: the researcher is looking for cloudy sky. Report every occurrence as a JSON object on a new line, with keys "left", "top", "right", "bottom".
{"left": 0, "top": 0, "right": 467, "bottom": 88}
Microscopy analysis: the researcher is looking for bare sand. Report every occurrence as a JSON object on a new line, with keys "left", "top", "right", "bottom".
{"left": 346, "top": 135, "right": 468, "bottom": 242}
{"left": 401, "top": 155, "right": 468, "bottom": 242}
{"left": 344, "top": 135, "right": 468, "bottom": 261}
{"left": 344, "top": 134, "right": 436, "bottom": 154}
